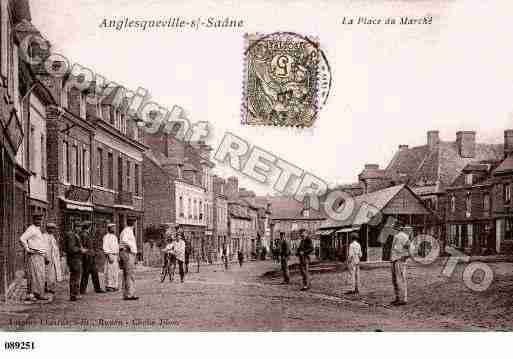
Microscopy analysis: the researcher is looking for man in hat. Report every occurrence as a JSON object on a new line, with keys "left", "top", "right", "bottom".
{"left": 19, "top": 214, "right": 49, "bottom": 301}
{"left": 279, "top": 231, "right": 291, "bottom": 284}
{"left": 346, "top": 232, "right": 362, "bottom": 295}
{"left": 119, "top": 217, "right": 138, "bottom": 300}
{"left": 390, "top": 229, "right": 412, "bottom": 306}
{"left": 80, "top": 221, "right": 105, "bottom": 294}
{"left": 44, "top": 222, "right": 63, "bottom": 294}
{"left": 103, "top": 223, "right": 120, "bottom": 291}
{"left": 64, "top": 222, "right": 87, "bottom": 301}
{"left": 297, "top": 228, "right": 313, "bottom": 291}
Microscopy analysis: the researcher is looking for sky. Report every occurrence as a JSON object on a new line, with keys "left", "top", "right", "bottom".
{"left": 30, "top": 0, "right": 513, "bottom": 195}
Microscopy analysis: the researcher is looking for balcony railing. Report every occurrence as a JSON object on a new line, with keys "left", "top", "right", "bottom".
{"left": 65, "top": 185, "right": 92, "bottom": 203}
{"left": 116, "top": 191, "right": 133, "bottom": 206}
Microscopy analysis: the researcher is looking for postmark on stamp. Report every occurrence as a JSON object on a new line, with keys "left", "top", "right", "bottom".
{"left": 242, "top": 32, "right": 331, "bottom": 128}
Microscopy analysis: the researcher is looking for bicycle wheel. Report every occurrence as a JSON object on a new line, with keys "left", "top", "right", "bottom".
{"left": 160, "top": 267, "right": 168, "bottom": 282}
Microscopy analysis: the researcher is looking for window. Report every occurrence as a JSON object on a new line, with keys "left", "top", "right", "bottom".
{"left": 40, "top": 134, "right": 46, "bottom": 178}
{"left": 107, "top": 152, "right": 114, "bottom": 189}
{"left": 117, "top": 156, "right": 123, "bottom": 192}
{"left": 194, "top": 199, "right": 198, "bottom": 220}
{"left": 63, "top": 141, "right": 69, "bottom": 183}
{"left": 465, "top": 192, "right": 471, "bottom": 214}
{"left": 465, "top": 174, "right": 473, "bottom": 185}
{"left": 505, "top": 184, "right": 511, "bottom": 204}
{"left": 179, "top": 196, "right": 184, "bottom": 217}
{"left": 126, "top": 160, "right": 131, "bottom": 192}
{"left": 74, "top": 144, "right": 79, "bottom": 186}
{"left": 134, "top": 163, "right": 140, "bottom": 195}
{"left": 188, "top": 198, "right": 192, "bottom": 219}
{"left": 451, "top": 195, "right": 456, "bottom": 213}
{"left": 83, "top": 148, "right": 89, "bottom": 187}
{"left": 483, "top": 194, "right": 490, "bottom": 216}
{"left": 97, "top": 147, "right": 104, "bottom": 186}
{"left": 29, "top": 126, "right": 36, "bottom": 172}
{"left": 199, "top": 200, "right": 203, "bottom": 220}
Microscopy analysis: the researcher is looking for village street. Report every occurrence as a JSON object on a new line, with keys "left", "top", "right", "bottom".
{"left": 2, "top": 259, "right": 512, "bottom": 331}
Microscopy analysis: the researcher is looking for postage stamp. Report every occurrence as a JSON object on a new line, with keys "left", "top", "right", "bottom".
{"left": 242, "top": 32, "right": 330, "bottom": 128}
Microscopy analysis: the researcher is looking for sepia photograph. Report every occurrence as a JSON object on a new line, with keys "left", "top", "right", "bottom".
{"left": 1, "top": 0, "right": 513, "bottom": 357}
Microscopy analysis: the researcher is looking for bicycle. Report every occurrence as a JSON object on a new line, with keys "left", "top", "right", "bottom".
{"left": 160, "top": 252, "right": 177, "bottom": 282}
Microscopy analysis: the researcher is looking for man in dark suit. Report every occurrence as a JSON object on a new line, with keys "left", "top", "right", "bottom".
{"left": 64, "top": 223, "right": 87, "bottom": 301}
{"left": 279, "top": 231, "right": 291, "bottom": 284}
{"left": 297, "top": 228, "right": 313, "bottom": 291}
{"left": 79, "top": 221, "right": 105, "bottom": 294}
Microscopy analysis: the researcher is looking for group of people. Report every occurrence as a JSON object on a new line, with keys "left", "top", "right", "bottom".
{"left": 277, "top": 228, "right": 410, "bottom": 305}
{"left": 20, "top": 214, "right": 140, "bottom": 302}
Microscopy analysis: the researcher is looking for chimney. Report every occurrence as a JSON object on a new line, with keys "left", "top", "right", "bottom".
{"left": 456, "top": 131, "right": 476, "bottom": 158}
{"left": 364, "top": 164, "right": 380, "bottom": 170}
{"left": 505, "top": 130, "right": 513, "bottom": 158}
{"left": 398, "top": 145, "right": 409, "bottom": 150}
{"left": 427, "top": 130, "right": 439, "bottom": 150}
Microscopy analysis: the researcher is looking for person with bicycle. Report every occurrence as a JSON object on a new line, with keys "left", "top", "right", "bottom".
{"left": 161, "top": 233, "right": 177, "bottom": 282}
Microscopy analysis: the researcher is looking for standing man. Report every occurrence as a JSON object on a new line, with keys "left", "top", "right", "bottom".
{"left": 102, "top": 223, "right": 120, "bottom": 292}
{"left": 346, "top": 232, "right": 362, "bottom": 295}
{"left": 43, "top": 223, "right": 63, "bottom": 294}
{"left": 80, "top": 221, "right": 105, "bottom": 294}
{"left": 390, "top": 228, "right": 412, "bottom": 306}
{"left": 222, "top": 242, "right": 229, "bottom": 270}
{"left": 237, "top": 249, "right": 244, "bottom": 267}
{"left": 119, "top": 218, "right": 139, "bottom": 300}
{"left": 171, "top": 228, "right": 186, "bottom": 283}
{"left": 184, "top": 234, "right": 191, "bottom": 274}
{"left": 19, "top": 214, "right": 49, "bottom": 301}
{"left": 279, "top": 232, "right": 291, "bottom": 284}
{"left": 297, "top": 228, "right": 313, "bottom": 291}
{"left": 64, "top": 222, "right": 87, "bottom": 301}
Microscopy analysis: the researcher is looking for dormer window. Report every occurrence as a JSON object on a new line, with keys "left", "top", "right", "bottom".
{"left": 465, "top": 174, "right": 473, "bottom": 185}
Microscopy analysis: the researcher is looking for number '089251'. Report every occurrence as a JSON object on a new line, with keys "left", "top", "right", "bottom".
{"left": 4, "top": 341, "right": 35, "bottom": 350}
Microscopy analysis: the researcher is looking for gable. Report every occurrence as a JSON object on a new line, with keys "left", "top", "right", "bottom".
{"left": 382, "top": 187, "right": 430, "bottom": 215}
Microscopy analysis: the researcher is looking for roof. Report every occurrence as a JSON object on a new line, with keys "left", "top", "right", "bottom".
{"left": 386, "top": 141, "right": 504, "bottom": 191}
{"left": 257, "top": 196, "right": 325, "bottom": 220}
{"left": 494, "top": 156, "right": 513, "bottom": 175}
{"left": 319, "top": 184, "right": 406, "bottom": 229}
{"left": 145, "top": 150, "right": 183, "bottom": 167}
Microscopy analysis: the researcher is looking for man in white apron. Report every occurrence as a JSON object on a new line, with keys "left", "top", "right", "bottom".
{"left": 19, "top": 214, "right": 48, "bottom": 301}
{"left": 44, "top": 223, "right": 63, "bottom": 294}
{"left": 103, "top": 223, "right": 120, "bottom": 291}
{"left": 119, "top": 218, "right": 139, "bottom": 300}
{"left": 390, "top": 229, "right": 412, "bottom": 306}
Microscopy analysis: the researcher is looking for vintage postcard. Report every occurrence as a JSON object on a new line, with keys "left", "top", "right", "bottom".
{"left": 0, "top": 0, "right": 512, "bottom": 357}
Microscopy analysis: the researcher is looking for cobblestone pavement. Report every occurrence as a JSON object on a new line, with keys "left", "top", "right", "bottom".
{"left": 0, "top": 260, "right": 488, "bottom": 331}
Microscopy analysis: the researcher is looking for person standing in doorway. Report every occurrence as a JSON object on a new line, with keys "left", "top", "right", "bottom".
{"left": 43, "top": 223, "right": 63, "bottom": 294}
{"left": 119, "top": 217, "right": 139, "bottom": 300}
{"left": 297, "top": 229, "right": 313, "bottom": 291}
{"left": 102, "top": 223, "right": 120, "bottom": 292}
{"left": 279, "top": 232, "right": 291, "bottom": 284}
{"left": 19, "top": 214, "right": 49, "bottom": 301}
{"left": 80, "top": 221, "right": 105, "bottom": 294}
{"left": 346, "top": 232, "right": 362, "bottom": 295}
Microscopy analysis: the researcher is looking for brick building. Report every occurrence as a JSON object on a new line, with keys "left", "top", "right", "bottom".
{"left": 213, "top": 175, "right": 228, "bottom": 261}
{"left": 1, "top": 0, "right": 32, "bottom": 297}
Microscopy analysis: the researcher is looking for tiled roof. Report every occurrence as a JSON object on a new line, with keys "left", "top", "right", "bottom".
{"left": 494, "top": 156, "right": 513, "bottom": 174}
{"left": 386, "top": 141, "right": 503, "bottom": 191}
{"left": 257, "top": 196, "right": 325, "bottom": 220}
{"left": 320, "top": 184, "right": 406, "bottom": 229}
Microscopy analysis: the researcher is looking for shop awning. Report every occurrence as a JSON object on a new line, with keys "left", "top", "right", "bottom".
{"left": 315, "top": 229, "right": 336, "bottom": 236}
{"left": 335, "top": 226, "right": 361, "bottom": 234}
